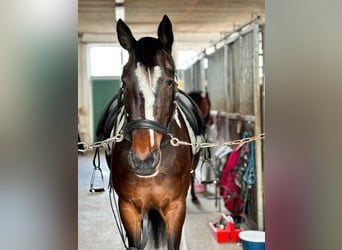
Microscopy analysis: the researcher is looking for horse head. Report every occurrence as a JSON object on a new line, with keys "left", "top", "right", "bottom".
{"left": 117, "top": 15, "right": 177, "bottom": 177}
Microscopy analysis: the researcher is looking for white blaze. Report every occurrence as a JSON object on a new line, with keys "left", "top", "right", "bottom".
{"left": 135, "top": 63, "right": 162, "bottom": 146}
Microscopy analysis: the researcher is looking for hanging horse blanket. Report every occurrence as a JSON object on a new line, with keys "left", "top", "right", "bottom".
{"left": 219, "top": 146, "right": 245, "bottom": 213}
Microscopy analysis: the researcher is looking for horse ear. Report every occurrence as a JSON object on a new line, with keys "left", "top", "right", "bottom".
{"left": 157, "top": 15, "right": 174, "bottom": 52}
{"left": 117, "top": 19, "right": 136, "bottom": 52}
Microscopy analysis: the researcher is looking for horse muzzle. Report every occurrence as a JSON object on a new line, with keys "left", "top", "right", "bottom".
{"left": 128, "top": 149, "right": 161, "bottom": 177}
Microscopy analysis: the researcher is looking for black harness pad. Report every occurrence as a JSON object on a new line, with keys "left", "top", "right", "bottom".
{"left": 175, "top": 89, "right": 206, "bottom": 136}
{"left": 96, "top": 89, "right": 124, "bottom": 141}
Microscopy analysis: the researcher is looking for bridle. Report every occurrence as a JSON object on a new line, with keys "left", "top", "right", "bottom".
{"left": 124, "top": 119, "right": 173, "bottom": 136}
{"left": 118, "top": 81, "right": 178, "bottom": 144}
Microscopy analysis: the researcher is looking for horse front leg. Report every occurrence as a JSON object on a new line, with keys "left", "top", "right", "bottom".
{"left": 118, "top": 199, "right": 143, "bottom": 249}
{"left": 163, "top": 200, "right": 187, "bottom": 250}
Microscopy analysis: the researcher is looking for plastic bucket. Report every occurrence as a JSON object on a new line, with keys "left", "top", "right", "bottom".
{"left": 239, "top": 230, "right": 265, "bottom": 250}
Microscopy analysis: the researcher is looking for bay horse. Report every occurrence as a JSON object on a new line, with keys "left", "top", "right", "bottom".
{"left": 188, "top": 90, "right": 212, "bottom": 127}
{"left": 103, "top": 15, "right": 204, "bottom": 250}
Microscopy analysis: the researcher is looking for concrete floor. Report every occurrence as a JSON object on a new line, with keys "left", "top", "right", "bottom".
{"left": 78, "top": 152, "right": 243, "bottom": 250}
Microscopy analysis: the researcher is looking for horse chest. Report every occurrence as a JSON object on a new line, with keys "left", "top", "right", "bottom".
{"left": 123, "top": 180, "right": 185, "bottom": 208}
{"left": 131, "top": 193, "right": 171, "bottom": 211}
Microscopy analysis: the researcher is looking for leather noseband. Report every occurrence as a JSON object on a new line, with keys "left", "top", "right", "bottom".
{"left": 124, "top": 119, "right": 172, "bottom": 136}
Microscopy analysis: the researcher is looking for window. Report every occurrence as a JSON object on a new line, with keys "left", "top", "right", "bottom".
{"left": 89, "top": 45, "right": 128, "bottom": 76}
{"left": 177, "top": 50, "right": 197, "bottom": 70}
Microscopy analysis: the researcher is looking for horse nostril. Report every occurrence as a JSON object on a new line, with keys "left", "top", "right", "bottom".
{"left": 127, "top": 150, "right": 137, "bottom": 168}
{"left": 127, "top": 149, "right": 161, "bottom": 171}
{"left": 151, "top": 150, "right": 161, "bottom": 167}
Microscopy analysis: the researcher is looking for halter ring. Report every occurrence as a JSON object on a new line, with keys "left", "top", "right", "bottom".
{"left": 170, "top": 137, "right": 180, "bottom": 146}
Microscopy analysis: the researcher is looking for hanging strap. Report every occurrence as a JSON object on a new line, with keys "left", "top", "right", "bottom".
{"left": 242, "top": 131, "right": 256, "bottom": 186}
{"left": 109, "top": 185, "right": 149, "bottom": 250}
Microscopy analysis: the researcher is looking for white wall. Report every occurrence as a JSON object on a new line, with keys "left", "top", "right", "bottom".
{"left": 78, "top": 42, "right": 91, "bottom": 144}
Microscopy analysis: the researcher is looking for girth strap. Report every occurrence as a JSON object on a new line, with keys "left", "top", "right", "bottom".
{"left": 124, "top": 119, "right": 171, "bottom": 135}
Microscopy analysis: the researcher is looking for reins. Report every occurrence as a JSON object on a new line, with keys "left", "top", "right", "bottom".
{"left": 109, "top": 185, "right": 149, "bottom": 250}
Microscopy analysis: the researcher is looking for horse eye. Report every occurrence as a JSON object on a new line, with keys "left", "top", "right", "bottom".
{"left": 166, "top": 80, "right": 174, "bottom": 87}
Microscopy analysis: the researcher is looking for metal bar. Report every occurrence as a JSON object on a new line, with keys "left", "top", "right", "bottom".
{"left": 210, "top": 110, "right": 255, "bottom": 122}
{"left": 187, "top": 16, "right": 261, "bottom": 64}
{"left": 223, "top": 43, "right": 229, "bottom": 112}
{"left": 217, "top": 16, "right": 260, "bottom": 45}
{"left": 225, "top": 25, "right": 254, "bottom": 46}
{"left": 252, "top": 22, "right": 264, "bottom": 231}
{"left": 202, "top": 16, "right": 260, "bottom": 56}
